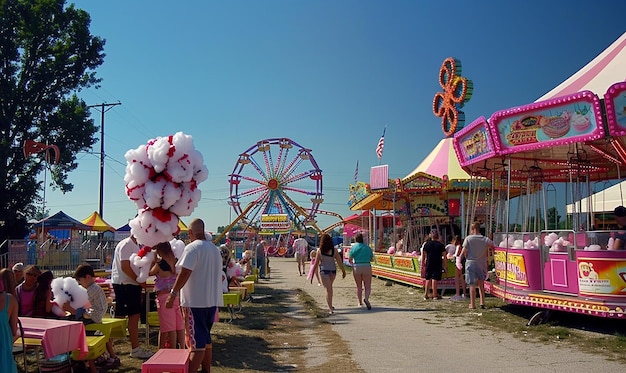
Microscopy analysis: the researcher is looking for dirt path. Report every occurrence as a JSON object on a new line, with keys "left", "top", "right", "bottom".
{"left": 265, "top": 257, "right": 626, "bottom": 372}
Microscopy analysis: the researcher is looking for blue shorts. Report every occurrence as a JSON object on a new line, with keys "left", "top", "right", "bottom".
{"left": 182, "top": 306, "right": 217, "bottom": 350}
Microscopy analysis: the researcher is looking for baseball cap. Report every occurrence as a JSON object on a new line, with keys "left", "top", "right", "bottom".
{"left": 12, "top": 262, "right": 24, "bottom": 272}
{"left": 615, "top": 206, "right": 626, "bottom": 217}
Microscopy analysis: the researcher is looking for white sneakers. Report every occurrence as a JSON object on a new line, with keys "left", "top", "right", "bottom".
{"left": 130, "top": 346, "right": 153, "bottom": 359}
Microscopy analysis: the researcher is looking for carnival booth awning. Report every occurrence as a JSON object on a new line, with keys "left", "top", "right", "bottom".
{"left": 453, "top": 32, "right": 626, "bottom": 182}
{"left": 342, "top": 210, "right": 399, "bottom": 229}
{"left": 81, "top": 211, "right": 115, "bottom": 232}
{"left": 32, "top": 210, "right": 91, "bottom": 230}
{"left": 177, "top": 219, "right": 188, "bottom": 232}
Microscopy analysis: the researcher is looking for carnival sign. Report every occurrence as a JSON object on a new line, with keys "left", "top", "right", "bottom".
{"left": 433, "top": 57, "right": 473, "bottom": 137}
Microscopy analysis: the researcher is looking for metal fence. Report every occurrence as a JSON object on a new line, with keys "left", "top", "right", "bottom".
{"left": 1, "top": 238, "right": 117, "bottom": 276}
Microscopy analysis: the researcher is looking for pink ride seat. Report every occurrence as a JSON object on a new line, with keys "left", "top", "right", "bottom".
{"left": 141, "top": 348, "right": 190, "bottom": 373}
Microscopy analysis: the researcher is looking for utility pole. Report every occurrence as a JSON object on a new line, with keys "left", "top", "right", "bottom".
{"left": 88, "top": 102, "right": 121, "bottom": 219}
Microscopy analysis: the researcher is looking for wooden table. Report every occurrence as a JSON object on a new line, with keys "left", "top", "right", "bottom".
{"left": 20, "top": 317, "right": 89, "bottom": 359}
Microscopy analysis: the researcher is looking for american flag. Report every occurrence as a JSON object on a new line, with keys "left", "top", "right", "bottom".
{"left": 376, "top": 127, "right": 386, "bottom": 159}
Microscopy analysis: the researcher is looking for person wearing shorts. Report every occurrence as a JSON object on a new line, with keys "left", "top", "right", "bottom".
{"left": 462, "top": 222, "right": 494, "bottom": 309}
{"left": 309, "top": 233, "right": 346, "bottom": 314}
{"left": 293, "top": 236, "right": 309, "bottom": 276}
{"left": 166, "top": 219, "right": 223, "bottom": 373}
{"left": 111, "top": 235, "right": 153, "bottom": 359}
{"left": 421, "top": 229, "right": 446, "bottom": 300}
{"left": 149, "top": 241, "right": 184, "bottom": 349}
{"left": 348, "top": 233, "right": 374, "bottom": 309}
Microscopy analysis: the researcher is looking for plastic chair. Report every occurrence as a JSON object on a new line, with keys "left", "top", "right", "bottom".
{"left": 12, "top": 318, "right": 26, "bottom": 371}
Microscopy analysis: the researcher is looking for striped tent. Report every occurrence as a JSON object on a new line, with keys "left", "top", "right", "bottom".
{"left": 536, "top": 31, "right": 626, "bottom": 101}
{"left": 403, "top": 137, "right": 470, "bottom": 180}
{"left": 81, "top": 211, "right": 115, "bottom": 232}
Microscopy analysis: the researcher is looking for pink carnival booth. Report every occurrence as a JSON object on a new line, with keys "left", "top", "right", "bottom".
{"left": 453, "top": 32, "right": 626, "bottom": 321}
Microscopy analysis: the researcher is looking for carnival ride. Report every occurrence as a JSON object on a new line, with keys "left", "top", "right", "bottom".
{"left": 213, "top": 138, "right": 324, "bottom": 256}
{"left": 452, "top": 31, "right": 626, "bottom": 322}
{"left": 345, "top": 57, "right": 496, "bottom": 289}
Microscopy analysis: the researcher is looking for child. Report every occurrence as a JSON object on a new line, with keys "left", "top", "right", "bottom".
{"left": 149, "top": 241, "right": 184, "bottom": 349}
{"left": 450, "top": 236, "right": 467, "bottom": 300}
{"left": 307, "top": 250, "right": 321, "bottom": 286}
{"left": 66, "top": 265, "right": 120, "bottom": 370}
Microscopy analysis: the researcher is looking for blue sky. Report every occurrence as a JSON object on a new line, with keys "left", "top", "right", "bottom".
{"left": 45, "top": 0, "right": 626, "bottom": 232}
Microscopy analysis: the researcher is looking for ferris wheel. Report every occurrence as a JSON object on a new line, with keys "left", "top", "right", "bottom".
{"left": 228, "top": 138, "right": 324, "bottom": 233}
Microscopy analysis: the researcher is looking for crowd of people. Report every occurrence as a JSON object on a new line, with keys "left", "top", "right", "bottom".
{"left": 1, "top": 218, "right": 496, "bottom": 372}
{"left": 1, "top": 217, "right": 224, "bottom": 373}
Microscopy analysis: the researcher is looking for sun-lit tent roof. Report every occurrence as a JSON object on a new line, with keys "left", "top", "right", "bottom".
{"left": 178, "top": 219, "right": 188, "bottom": 232}
{"left": 536, "top": 31, "right": 626, "bottom": 101}
{"left": 81, "top": 211, "right": 115, "bottom": 232}
{"left": 566, "top": 181, "right": 626, "bottom": 214}
{"left": 32, "top": 210, "right": 91, "bottom": 230}
{"left": 404, "top": 137, "right": 471, "bottom": 180}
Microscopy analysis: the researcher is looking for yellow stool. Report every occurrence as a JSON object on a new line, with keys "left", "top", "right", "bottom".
{"left": 222, "top": 292, "right": 241, "bottom": 323}
{"left": 241, "top": 281, "right": 255, "bottom": 294}
{"left": 72, "top": 335, "right": 108, "bottom": 362}
{"left": 147, "top": 311, "right": 160, "bottom": 327}
{"left": 243, "top": 274, "right": 258, "bottom": 283}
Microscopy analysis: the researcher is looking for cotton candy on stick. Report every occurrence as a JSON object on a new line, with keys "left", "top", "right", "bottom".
{"left": 124, "top": 131, "right": 208, "bottom": 255}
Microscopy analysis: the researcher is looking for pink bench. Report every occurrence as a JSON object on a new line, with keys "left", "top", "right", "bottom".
{"left": 141, "top": 348, "right": 190, "bottom": 373}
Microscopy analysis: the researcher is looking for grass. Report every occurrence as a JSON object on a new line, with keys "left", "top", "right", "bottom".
{"left": 413, "top": 292, "right": 626, "bottom": 362}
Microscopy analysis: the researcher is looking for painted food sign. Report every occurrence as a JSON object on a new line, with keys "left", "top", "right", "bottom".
{"left": 577, "top": 256, "right": 626, "bottom": 296}
{"left": 604, "top": 82, "right": 626, "bottom": 137}
{"left": 494, "top": 250, "right": 529, "bottom": 287}
{"left": 454, "top": 116, "right": 496, "bottom": 167}
{"left": 489, "top": 90, "right": 604, "bottom": 155}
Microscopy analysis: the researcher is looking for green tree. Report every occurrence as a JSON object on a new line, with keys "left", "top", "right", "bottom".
{"left": 547, "top": 207, "right": 561, "bottom": 230}
{"left": 0, "top": 0, "right": 105, "bottom": 242}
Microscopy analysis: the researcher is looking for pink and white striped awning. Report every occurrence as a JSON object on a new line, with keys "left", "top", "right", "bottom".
{"left": 536, "top": 32, "right": 626, "bottom": 101}
{"left": 404, "top": 137, "right": 470, "bottom": 180}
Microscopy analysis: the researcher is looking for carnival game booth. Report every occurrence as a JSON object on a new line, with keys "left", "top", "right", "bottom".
{"left": 453, "top": 31, "right": 626, "bottom": 321}
{"left": 80, "top": 211, "right": 116, "bottom": 269}
{"left": 347, "top": 141, "right": 492, "bottom": 290}
{"left": 31, "top": 210, "right": 91, "bottom": 273}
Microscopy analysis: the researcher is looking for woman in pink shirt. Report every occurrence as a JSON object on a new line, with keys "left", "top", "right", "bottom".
{"left": 15, "top": 265, "right": 40, "bottom": 316}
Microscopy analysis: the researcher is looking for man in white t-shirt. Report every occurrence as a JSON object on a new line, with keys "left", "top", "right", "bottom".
{"left": 293, "top": 236, "right": 309, "bottom": 276}
{"left": 166, "top": 218, "right": 223, "bottom": 373}
{"left": 111, "top": 235, "right": 153, "bottom": 359}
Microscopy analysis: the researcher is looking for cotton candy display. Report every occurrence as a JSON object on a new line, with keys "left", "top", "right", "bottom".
{"left": 130, "top": 246, "right": 157, "bottom": 284}
{"left": 170, "top": 238, "right": 185, "bottom": 259}
{"left": 226, "top": 260, "right": 245, "bottom": 281}
{"left": 124, "top": 132, "right": 208, "bottom": 248}
{"left": 51, "top": 277, "right": 90, "bottom": 317}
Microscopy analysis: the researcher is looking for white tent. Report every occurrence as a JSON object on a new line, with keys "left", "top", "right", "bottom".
{"left": 566, "top": 181, "right": 626, "bottom": 214}
{"left": 537, "top": 31, "right": 626, "bottom": 101}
